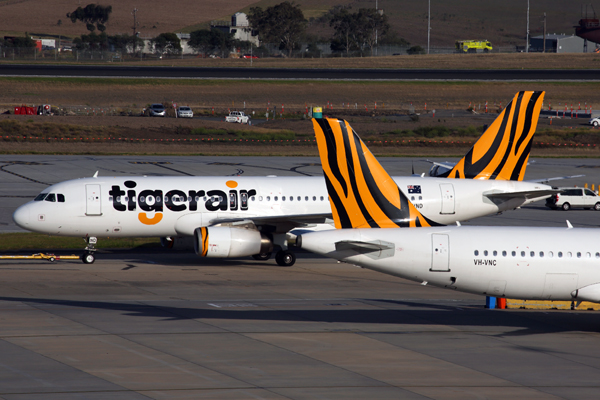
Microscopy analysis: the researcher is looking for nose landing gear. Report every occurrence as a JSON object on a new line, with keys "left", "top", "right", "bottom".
{"left": 81, "top": 236, "right": 97, "bottom": 264}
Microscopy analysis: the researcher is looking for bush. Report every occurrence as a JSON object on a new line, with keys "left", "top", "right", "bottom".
{"left": 407, "top": 45, "right": 425, "bottom": 55}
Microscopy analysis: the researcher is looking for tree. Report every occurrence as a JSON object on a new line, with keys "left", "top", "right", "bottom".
{"left": 67, "top": 4, "right": 112, "bottom": 32}
{"left": 151, "top": 33, "right": 182, "bottom": 57}
{"left": 328, "top": 7, "right": 390, "bottom": 56}
{"left": 248, "top": 2, "right": 307, "bottom": 57}
{"left": 73, "top": 32, "right": 108, "bottom": 50}
{"left": 109, "top": 34, "right": 144, "bottom": 54}
{"left": 188, "top": 29, "right": 215, "bottom": 56}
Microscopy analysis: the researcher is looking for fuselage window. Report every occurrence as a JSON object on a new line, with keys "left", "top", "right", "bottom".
{"left": 320, "top": 196, "right": 324, "bottom": 201}
{"left": 586, "top": 252, "right": 591, "bottom": 258}
{"left": 411, "top": 196, "right": 415, "bottom": 201}
{"left": 567, "top": 252, "right": 572, "bottom": 258}
{"left": 521, "top": 251, "right": 526, "bottom": 257}
{"left": 596, "top": 252, "right": 600, "bottom": 258}
{"left": 305, "top": 196, "right": 309, "bottom": 201}
{"left": 577, "top": 252, "right": 582, "bottom": 258}
{"left": 511, "top": 251, "right": 516, "bottom": 257}
{"left": 313, "top": 196, "right": 316, "bottom": 201}
{"left": 282, "top": 196, "right": 286, "bottom": 201}
{"left": 549, "top": 251, "right": 554, "bottom": 258}
{"left": 34, "top": 193, "right": 48, "bottom": 201}
{"left": 139, "top": 196, "right": 145, "bottom": 203}
{"left": 274, "top": 196, "right": 278, "bottom": 201}
{"left": 45, "top": 193, "right": 56, "bottom": 202}
{"left": 558, "top": 252, "right": 563, "bottom": 258}
{"left": 259, "top": 196, "right": 263, "bottom": 201}
{"left": 251, "top": 196, "right": 256, "bottom": 201}
{"left": 298, "top": 196, "right": 301, "bottom": 201}
{"left": 109, "top": 196, "right": 113, "bottom": 201}
{"left": 530, "top": 251, "right": 535, "bottom": 257}
{"left": 474, "top": 250, "right": 479, "bottom": 256}
{"left": 539, "top": 251, "right": 544, "bottom": 258}
{"left": 483, "top": 250, "right": 488, "bottom": 256}
{"left": 493, "top": 250, "right": 497, "bottom": 256}
{"left": 502, "top": 251, "right": 507, "bottom": 257}
{"left": 419, "top": 196, "right": 423, "bottom": 200}
{"left": 267, "top": 196, "right": 271, "bottom": 201}
{"left": 289, "top": 196, "right": 293, "bottom": 201}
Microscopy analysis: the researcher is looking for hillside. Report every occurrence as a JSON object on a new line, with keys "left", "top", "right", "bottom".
{"left": 0, "top": 0, "right": 591, "bottom": 48}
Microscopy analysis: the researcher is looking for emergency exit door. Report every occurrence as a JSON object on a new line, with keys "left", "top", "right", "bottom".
{"left": 440, "top": 183, "right": 455, "bottom": 214}
{"left": 86, "top": 184, "right": 102, "bottom": 216}
{"left": 431, "top": 234, "right": 450, "bottom": 272}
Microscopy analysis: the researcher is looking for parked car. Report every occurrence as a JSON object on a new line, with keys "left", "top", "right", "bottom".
{"left": 149, "top": 103, "right": 166, "bottom": 117}
{"left": 546, "top": 187, "right": 600, "bottom": 211}
{"left": 590, "top": 116, "right": 600, "bottom": 127}
{"left": 242, "top": 54, "right": 258, "bottom": 59}
{"left": 225, "top": 111, "right": 250, "bottom": 124}
{"left": 177, "top": 106, "right": 193, "bottom": 118}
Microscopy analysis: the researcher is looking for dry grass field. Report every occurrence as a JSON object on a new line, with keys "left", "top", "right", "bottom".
{"left": 0, "top": 0, "right": 585, "bottom": 49}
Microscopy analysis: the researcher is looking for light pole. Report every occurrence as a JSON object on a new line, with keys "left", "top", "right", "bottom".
{"left": 526, "top": 0, "right": 530, "bottom": 53}
{"left": 427, "top": 0, "right": 431, "bottom": 54}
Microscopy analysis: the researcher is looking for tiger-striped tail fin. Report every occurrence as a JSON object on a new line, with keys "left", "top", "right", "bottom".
{"left": 312, "top": 118, "right": 441, "bottom": 229}
{"left": 445, "top": 91, "right": 545, "bottom": 180}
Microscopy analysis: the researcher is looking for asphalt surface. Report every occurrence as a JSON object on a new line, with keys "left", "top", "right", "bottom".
{"left": 0, "top": 156, "right": 599, "bottom": 399}
{"left": 2, "top": 65, "right": 600, "bottom": 80}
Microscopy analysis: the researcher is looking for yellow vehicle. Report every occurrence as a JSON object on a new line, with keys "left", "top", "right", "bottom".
{"left": 455, "top": 40, "right": 492, "bottom": 53}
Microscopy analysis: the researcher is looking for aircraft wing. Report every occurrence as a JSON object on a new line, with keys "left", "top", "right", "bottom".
{"left": 526, "top": 175, "right": 585, "bottom": 184}
{"left": 334, "top": 240, "right": 396, "bottom": 259}
{"left": 484, "top": 189, "right": 560, "bottom": 201}
{"left": 208, "top": 213, "right": 332, "bottom": 233}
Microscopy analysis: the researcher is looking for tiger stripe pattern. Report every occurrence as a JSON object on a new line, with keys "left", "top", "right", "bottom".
{"left": 196, "top": 226, "right": 209, "bottom": 257}
{"left": 313, "top": 118, "right": 441, "bottom": 230}
{"left": 445, "top": 91, "right": 545, "bottom": 180}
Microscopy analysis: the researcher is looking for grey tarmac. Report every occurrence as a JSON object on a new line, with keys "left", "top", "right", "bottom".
{"left": 0, "top": 156, "right": 599, "bottom": 399}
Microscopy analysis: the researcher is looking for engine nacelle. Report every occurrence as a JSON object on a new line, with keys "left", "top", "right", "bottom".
{"left": 194, "top": 226, "right": 273, "bottom": 258}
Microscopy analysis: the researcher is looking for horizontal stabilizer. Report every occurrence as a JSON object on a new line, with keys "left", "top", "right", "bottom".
{"left": 335, "top": 240, "right": 396, "bottom": 259}
{"left": 484, "top": 189, "right": 559, "bottom": 200}
{"left": 527, "top": 175, "right": 585, "bottom": 184}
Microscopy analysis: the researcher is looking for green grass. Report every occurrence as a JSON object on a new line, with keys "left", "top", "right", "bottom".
{"left": 0, "top": 232, "right": 160, "bottom": 251}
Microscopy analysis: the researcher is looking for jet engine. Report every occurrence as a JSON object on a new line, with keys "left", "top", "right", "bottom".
{"left": 194, "top": 226, "right": 273, "bottom": 258}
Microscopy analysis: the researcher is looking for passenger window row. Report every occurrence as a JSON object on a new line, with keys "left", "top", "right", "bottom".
{"left": 474, "top": 249, "right": 600, "bottom": 259}
{"left": 251, "top": 196, "right": 327, "bottom": 202}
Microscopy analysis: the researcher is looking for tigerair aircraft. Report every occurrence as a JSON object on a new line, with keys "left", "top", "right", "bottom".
{"left": 297, "top": 110, "right": 600, "bottom": 305}
{"left": 13, "top": 91, "right": 554, "bottom": 266}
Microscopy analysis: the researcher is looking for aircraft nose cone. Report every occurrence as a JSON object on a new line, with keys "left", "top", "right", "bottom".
{"left": 13, "top": 205, "right": 30, "bottom": 229}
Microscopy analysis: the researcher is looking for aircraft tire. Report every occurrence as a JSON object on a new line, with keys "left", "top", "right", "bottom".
{"left": 81, "top": 253, "right": 95, "bottom": 264}
{"left": 275, "top": 250, "right": 296, "bottom": 267}
{"left": 252, "top": 253, "right": 271, "bottom": 261}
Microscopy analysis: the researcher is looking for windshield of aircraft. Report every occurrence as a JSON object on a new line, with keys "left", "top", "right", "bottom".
{"left": 34, "top": 193, "right": 65, "bottom": 202}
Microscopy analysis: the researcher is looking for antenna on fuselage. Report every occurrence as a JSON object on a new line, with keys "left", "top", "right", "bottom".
{"left": 93, "top": 171, "right": 99, "bottom": 178}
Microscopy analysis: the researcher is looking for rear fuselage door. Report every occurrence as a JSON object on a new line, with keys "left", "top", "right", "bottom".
{"left": 431, "top": 233, "right": 450, "bottom": 272}
{"left": 86, "top": 184, "right": 102, "bottom": 216}
{"left": 439, "top": 183, "right": 455, "bottom": 214}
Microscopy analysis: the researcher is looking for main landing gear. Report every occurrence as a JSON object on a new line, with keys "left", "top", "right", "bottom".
{"left": 81, "top": 236, "right": 97, "bottom": 264}
{"left": 251, "top": 250, "right": 296, "bottom": 266}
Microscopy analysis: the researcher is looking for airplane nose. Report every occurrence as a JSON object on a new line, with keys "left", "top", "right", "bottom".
{"left": 13, "top": 205, "right": 30, "bottom": 229}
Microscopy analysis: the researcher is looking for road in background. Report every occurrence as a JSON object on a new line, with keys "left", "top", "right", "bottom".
{"left": 2, "top": 65, "right": 600, "bottom": 80}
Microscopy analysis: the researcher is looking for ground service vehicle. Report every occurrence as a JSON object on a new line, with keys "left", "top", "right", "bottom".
{"left": 455, "top": 40, "right": 492, "bottom": 53}
{"left": 546, "top": 187, "right": 600, "bottom": 211}
{"left": 225, "top": 111, "right": 250, "bottom": 124}
{"left": 589, "top": 117, "right": 600, "bottom": 126}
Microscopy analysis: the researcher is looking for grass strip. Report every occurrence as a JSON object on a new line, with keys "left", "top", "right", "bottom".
{"left": 0, "top": 232, "right": 160, "bottom": 251}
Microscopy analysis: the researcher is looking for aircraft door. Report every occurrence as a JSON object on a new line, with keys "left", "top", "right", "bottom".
{"left": 85, "top": 184, "right": 102, "bottom": 216}
{"left": 430, "top": 234, "right": 450, "bottom": 272}
{"left": 439, "top": 183, "right": 455, "bottom": 214}
{"left": 542, "top": 273, "right": 578, "bottom": 299}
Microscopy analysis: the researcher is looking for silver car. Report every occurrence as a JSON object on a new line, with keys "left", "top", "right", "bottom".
{"left": 149, "top": 103, "right": 166, "bottom": 117}
{"left": 177, "top": 106, "right": 193, "bottom": 118}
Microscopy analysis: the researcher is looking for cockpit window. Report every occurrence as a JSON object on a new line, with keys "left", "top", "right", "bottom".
{"left": 34, "top": 193, "right": 48, "bottom": 201}
{"left": 44, "top": 193, "right": 56, "bottom": 202}
{"left": 57, "top": 194, "right": 65, "bottom": 202}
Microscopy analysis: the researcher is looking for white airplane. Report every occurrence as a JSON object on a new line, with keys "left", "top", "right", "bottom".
{"left": 296, "top": 114, "right": 600, "bottom": 305}
{"left": 13, "top": 91, "right": 554, "bottom": 266}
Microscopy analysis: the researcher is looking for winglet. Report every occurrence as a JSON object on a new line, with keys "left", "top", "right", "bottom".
{"left": 312, "top": 118, "right": 441, "bottom": 229}
{"left": 445, "top": 91, "right": 545, "bottom": 181}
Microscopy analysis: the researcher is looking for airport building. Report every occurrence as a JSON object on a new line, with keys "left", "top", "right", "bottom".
{"left": 529, "top": 34, "right": 594, "bottom": 53}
